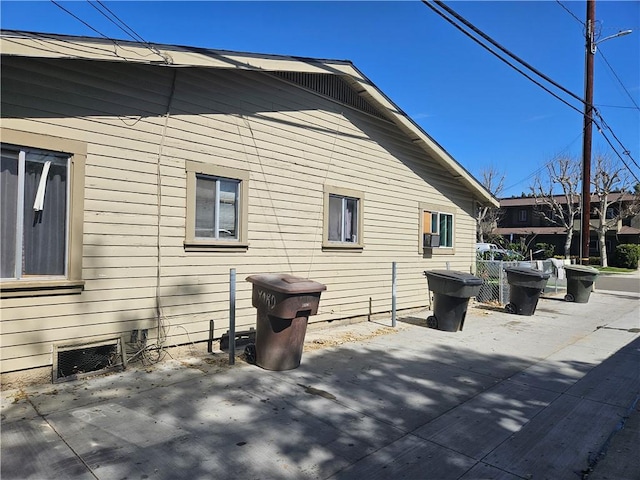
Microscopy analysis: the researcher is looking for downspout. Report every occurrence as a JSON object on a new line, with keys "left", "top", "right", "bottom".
{"left": 155, "top": 69, "right": 178, "bottom": 347}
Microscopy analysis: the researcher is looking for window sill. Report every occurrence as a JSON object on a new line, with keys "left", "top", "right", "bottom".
{"left": 423, "top": 247, "right": 456, "bottom": 256}
{"left": 322, "top": 243, "right": 364, "bottom": 251}
{"left": 184, "top": 241, "right": 249, "bottom": 253}
{"left": 1, "top": 280, "right": 85, "bottom": 298}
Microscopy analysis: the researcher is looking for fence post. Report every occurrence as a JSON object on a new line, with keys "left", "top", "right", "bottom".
{"left": 391, "top": 262, "right": 397, "bottom": 328}
{"left": 499, "top": 262, "right": 504, "bottom": 305}
{"left": 229, "top": 268, "right": 236, "bottom": 365}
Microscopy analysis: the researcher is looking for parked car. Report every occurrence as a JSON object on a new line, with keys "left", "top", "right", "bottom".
{"left": 476, "top": 243, "right": 499, "bottom": 253}
{"left": 477, "top": 245, "right": 524, "bottom": 261}
{"left": 492, "top": 249, "right": 524, "bottom": 261}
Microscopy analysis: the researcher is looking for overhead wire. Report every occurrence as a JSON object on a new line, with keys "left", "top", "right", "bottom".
{"left": 595, "top": 104, "right": 640, "bottom": 110}
{"left": 429, "top": 0, "right": 585, "bottom": 106}
{"left": 50, "top": 0, "right": 111, "bottom": 40}
{"left": 423, "top": 1, "right": 639, "bottom": 186}
{"left": 555, "top": 0, "right": 584, "bottom": 26}
{"left": 89, "top": 0, "right": 146, "bottom": 43}
{"left": 593, "top": 125, "right": 640, "bottom": 183}
{"left": 593, "top": 109, "right": 640, "bottom": 175}
{"left": 421, "top": 1, "right": 585, "bottom": 117}
{"left": 87, "top": 0, "right": 169, "bottom": 63}
{"left": 501, "top": 130, "right": 586, "bottom": 194}
{"left": 594, "top": 109, "right": 639, "bottom": 163}
{"left": 86, "top": 0, "right": 142, "bottom": 42}
{"left": 597, "top": 48, "right": 640, "bottom": 111}
{"left": 49, "top": 1, "right": 168, "bottom": 63}
{"left": 3, "top": 30, "right": 126, "bottom": 58}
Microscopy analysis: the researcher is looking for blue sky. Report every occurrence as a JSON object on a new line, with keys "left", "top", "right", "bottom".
{"left": 1, "top": 1, "right": 639, "bottom": 197}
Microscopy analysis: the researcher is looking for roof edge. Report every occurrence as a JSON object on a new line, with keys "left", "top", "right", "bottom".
{"left": 1, "top": 29, "right": 498, "bottom": 207}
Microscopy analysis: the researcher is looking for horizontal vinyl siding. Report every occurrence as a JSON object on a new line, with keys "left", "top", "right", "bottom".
{"left": 1, "top": 57, "right": 476, "bottom": 373}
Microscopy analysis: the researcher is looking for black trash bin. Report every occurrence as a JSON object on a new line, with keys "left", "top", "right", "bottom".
{"left": 504, "top": 266, "right": 550, "bottom": 316}
{"left": 423, "top": 270, "right": 482, "bottom": 332}
{"left": 564, "top": 265, "right": 599, "bottom": 303}
{"left": 245, "top": 274, "right": 326, "bottom": 371}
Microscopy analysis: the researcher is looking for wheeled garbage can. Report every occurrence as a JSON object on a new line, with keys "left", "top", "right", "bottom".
{"left": 423, "top": 270, "right": 483, "bottom": 332}
{"left": 245, "top": 274, "right": 326, "bottom": 371}
{"left": 504, "top": 266, "right": 550, "bottom": 316}
{"left": 564, "top": 265, "right": 599, "bottom": 303}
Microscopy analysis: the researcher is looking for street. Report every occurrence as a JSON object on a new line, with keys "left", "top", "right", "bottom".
{"left": 596, "top": 271, "right": 640, "bottom": 295}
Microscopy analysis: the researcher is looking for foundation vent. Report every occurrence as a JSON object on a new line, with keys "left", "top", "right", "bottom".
{"left": 53, "top": 337, "right": 126, "bottom": 383}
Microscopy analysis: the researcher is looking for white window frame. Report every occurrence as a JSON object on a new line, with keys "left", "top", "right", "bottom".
{"left": 184, "top": 161, "right": 249, "bottom": 252}
{"left": 323, "top": 185, "right": 364, "bottom": 250}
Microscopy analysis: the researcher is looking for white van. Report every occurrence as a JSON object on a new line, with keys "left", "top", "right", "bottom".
{"left": 476, "top": 243, "right": 499, "bottom": 253}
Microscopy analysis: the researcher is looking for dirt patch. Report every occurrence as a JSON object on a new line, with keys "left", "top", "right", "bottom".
{"left": 303, "top": 326, "right": 399, "bottom": 352}
{"left": 1, "top": 320, "right": 405, "bottom": 389}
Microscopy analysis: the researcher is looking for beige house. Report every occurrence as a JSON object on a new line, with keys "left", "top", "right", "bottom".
{"left": 0, "top": 31, "right": 497, "bottom": 379}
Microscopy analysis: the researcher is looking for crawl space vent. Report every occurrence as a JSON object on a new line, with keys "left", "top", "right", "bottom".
{"left": 53, "top": 338, "right": 126, "bottom": 383}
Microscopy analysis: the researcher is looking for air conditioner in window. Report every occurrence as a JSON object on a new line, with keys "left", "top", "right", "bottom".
{"left": 423, "top": 233, "right": 440, "bottom": 248}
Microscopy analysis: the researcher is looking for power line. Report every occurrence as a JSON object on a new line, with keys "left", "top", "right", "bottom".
{"left": 428, "top": 0, "right": 585, "bottom": 106}
{"left": 502, "top": 130, "right": 585, "bottom": 193}
{"left": 88, "top": 1, "right": 168, "bottom": 63}
{"left": 4, "top": 29, "right": 162, "bottom": 67}
{"left": 594, "top": 109, "right": 640, "bottom": 171}
{"left": 595, "top": 104, "right": 640, "bottom": 110}
{"left": 49, "top": 1, "right": 168, "bottom": 64}
{"left": 50, "top": 0, "right": 110, "bottom": 40}
{"left": 555, "top": 0, "right": 584, "bottom": 26}
{"left": 424, "top": 1, "right": 639, "bottom": 186}
{"left": 87, "top": 0, "right": 142, "bottom": 42}
{"left": 421, "top": 1, "right": 585, "bottom": 116}
{"left": 5, "top": 30, "right": 128, "bottom": 57}
{"left": 594, "top": 126, "right": 640, "bottom": 183}
{"left": 597, "top": 48, "right": 640, "bottom": 111}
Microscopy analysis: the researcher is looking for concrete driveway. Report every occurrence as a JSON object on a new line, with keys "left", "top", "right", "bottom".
{"left": 2, "top": 278, "right": 639, "bottom": 480}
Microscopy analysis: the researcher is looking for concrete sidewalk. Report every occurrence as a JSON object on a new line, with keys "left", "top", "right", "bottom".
{"left": 2, "top": 285, "right": 639, "bottom": 479}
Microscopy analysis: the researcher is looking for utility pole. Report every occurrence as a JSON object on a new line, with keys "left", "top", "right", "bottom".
{"left": 580, "top": 0, "right": 595, "bottom": 266}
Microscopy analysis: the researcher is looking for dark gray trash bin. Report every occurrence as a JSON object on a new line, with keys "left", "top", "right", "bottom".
{"left": 504, "top": 266, "right": 550, "bottom": 316}
{"left": 245, "top": 274, "right": 326, "bottom": 371}
{"left": 564, "top": 265, "right": 599, "bottom": 303}
{"left": 423, "top": 270, "right": 483, "bottom": 332}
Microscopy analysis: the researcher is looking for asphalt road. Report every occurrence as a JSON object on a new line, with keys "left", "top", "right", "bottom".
{"left": 596, "top": 272, "right": 640, "bottom": 294}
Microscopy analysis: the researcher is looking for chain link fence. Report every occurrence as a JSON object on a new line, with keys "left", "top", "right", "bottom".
{"left": 476, "top": 259, "right": 565, "bottom": 305}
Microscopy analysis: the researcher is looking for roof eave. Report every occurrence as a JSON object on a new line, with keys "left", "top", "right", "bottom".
{"left": 1, "top": 30, "right": 498, "bottom": 207}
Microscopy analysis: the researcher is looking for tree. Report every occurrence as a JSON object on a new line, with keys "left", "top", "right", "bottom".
{"left": 591, "top": 154, "right": 640, "bottom": 267}
{"left": 476, "top": 167, "right": 505, "bottom": 243}
{"left": 530, "top": 155, "right": 581, "bottom": 258}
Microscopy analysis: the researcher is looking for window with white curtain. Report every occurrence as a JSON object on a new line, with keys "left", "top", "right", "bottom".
{"left": 1, "top": 145, "right": 69, "bottom": 280}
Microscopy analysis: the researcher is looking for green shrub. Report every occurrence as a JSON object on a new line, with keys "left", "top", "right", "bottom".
{"left": 614, "top": 244, "right": 640, "bottom": 269}
{"left": 534, "top": 243, "right": 555, "bottom": 259}
{"left": 506, "top": 243, "right": 525, "bottom": 255}
{"left": 589, "top": 256, "right": 601, "bottom": 266}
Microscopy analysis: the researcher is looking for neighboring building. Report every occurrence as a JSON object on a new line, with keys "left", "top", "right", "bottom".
{"left": 495, "top": 194, "right": 640, "bottom": 257}
{"left": 0, "top": 31, "right": 497, "bottom": 378}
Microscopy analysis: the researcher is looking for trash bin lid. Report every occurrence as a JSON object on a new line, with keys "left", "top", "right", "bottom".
{"left": 423, "top": 270, "right": 483, "bottom": 286}
{"left": 564, "top": 265, "right": 599, "bottom": 275}
{"left": 246, "top": 273, "right": 327, "bottom": 294}
{"left": 504, "top": 266, "right": 551, "bottom": 280}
